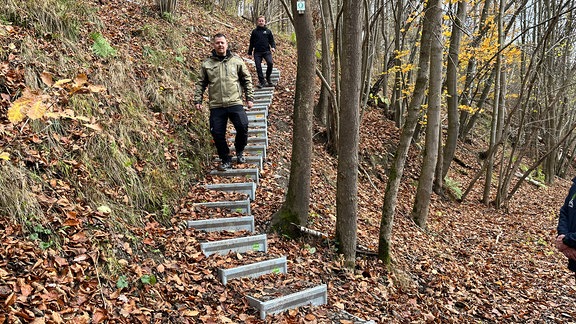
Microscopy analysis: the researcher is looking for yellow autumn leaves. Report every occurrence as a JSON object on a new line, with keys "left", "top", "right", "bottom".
{"left": 7, "top": 72, "right": 106, "bottom": 123}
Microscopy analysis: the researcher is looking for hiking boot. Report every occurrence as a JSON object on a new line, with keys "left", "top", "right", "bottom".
{"left": 218, "top": 160, "right": 232, "bottom": 171}
{"left": 256, "top": 83, "right": 263, "bottom": 89}
{"left": 236, "top": 152, "right": 246, "bottom": 164}
{"left": 266, "top": 78, "right": 275, "bottom": 87}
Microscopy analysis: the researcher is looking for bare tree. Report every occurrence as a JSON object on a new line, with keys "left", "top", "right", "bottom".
{"left": 270, "top": 0, "right": 317, "bottom": 236}
{"left": 437, "top": 0, "right": 466, "bottom": 187}
{"left": 335, "top": 0, "right": 363, "bottom": 268}
{"left": 158, "top": 0, "right": 177, "bottom": 14}
{"left": 378, "top": 0, "right": 434, "bottom": 264}
{"left": 412, "top": 0, "right": 443, "bottom": 228}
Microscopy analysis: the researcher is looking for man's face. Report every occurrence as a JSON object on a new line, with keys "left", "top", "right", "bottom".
{"left": 212, "top": 36, "right": 228, "bottom": 56}
{"left": 257, "top": 17, "right": 266, "bottom": 27}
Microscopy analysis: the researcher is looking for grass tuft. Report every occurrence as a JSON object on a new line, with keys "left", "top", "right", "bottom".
{"left": 0, "top": 163, "right": 44, "bottom": 229}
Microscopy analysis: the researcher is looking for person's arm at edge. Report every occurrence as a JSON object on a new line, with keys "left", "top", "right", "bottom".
{"left": 558, "top": 181, "right": 576, "bottom": 246}
{"left": 269, "top": 28, "right": 276, "bottom": 53}
{"left": 238, "top": 61, "right": 254, "bottom": 109}
{"left": 248, "top": 30, "right": 255, "bottom": 56}
{"left": 193, "top": 64, "right": 208, "bottom": 110}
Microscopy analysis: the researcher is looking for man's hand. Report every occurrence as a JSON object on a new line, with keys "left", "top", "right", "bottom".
{"left": 556, "top": 234, "right": 576, "bottom": 260}
{"left": 271, "top": 48, "right": 276, "bottom": 53}
{"left": 195, "top": 103, "right": 203, "bottom": 111}
{"left": 246, "top": 101, "right": 253, "bottom": 110}
{"left": 564, "top": 248, "right": 576, "bottom": 260}
{"left": 557, "top": 235, "right": 569, "bottom": 251}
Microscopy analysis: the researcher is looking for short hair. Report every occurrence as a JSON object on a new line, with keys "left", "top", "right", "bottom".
{"left": 258, "top": 16, "right": 265, "bottom": 20}
{"left": 213, "top": 33, "right": 226, "bottom": 40}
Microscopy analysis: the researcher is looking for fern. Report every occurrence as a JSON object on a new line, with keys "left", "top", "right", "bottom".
{"left": 91, "top": 32, "right": 116, "bottom": 58}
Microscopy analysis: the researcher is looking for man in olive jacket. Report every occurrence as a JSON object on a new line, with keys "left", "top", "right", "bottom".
{"left": 194, "top": 33, "right": 254, "bottom": 170}
{"left": 556, "top": 176, "right": 576, "bottom": 280}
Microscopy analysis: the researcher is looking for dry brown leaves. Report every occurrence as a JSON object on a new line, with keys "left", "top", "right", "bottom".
{"left": 2, "top": 1, "right": 576, "bottom": 323}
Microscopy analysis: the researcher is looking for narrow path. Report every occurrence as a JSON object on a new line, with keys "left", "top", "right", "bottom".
{"left": 185, "top": 64, "right": 327, "bottom": 319}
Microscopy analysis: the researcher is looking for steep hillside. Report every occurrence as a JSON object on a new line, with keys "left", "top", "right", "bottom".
{"left": 2, "top": 1, "right": 576, "bottom": 323}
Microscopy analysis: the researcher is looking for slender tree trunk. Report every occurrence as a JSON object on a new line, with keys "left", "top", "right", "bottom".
{"left": 336, "top": 0, "right": 363, "bottom": 269}
{"left": 392, "top": 0, "right": 404, "bottom": 127}
{"left": 440, "top": 0, "right": 466, "bottom": 180}
{"left": 315, "top": 0, "right": 333, "bottom": 126}
{"left": 378, "top": 0, "right": 433, "bottom": 264}
{"left": 484, "top": 0, "right": 503, "bottom": 205}
{"left": 270, "top": 0, "right": 316, "bottom": 237}
{"left": 412, "top": 0, "right": 443, "bottom": 229}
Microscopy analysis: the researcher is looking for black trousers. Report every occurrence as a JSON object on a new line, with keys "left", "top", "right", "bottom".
{"left": 254, "top": 51, "right": 273, "bottom": 84}
{"left": 209, "top": 105, "right": 248, "bottom": 163}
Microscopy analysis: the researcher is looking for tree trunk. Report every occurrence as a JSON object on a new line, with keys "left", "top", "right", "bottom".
{"left": 412, "top": 0, "right": 443, "bottom": 229}
{"left": 270, "top": 0, "right": 316, "bottom": 237}
{"left": 158, "top": 0, "right": 178, "bottom": 14}
{"left": 440, "top": 0, "right": 466, "bottom": 180}
{"left": 315, "top": 0, "right": 333, "bottom": 127}
{"left": 378, "top": 0, "right": 433, "bottom": 264}
{"left": 392, "top": 0, "right": 404, "bottom": 127}
{"left": 335, "top": 0, "right": 363, "bottom": 269}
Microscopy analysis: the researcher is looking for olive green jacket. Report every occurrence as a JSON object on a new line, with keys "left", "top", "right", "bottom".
{"left": 194, "top": 50, "right": 254, "bottom": 108}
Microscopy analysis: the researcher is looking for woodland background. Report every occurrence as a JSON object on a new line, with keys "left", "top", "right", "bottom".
{"left": 1, "top": 0, "right": 576, "bottom": 322}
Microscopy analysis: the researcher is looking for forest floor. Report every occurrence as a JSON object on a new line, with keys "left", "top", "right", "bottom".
{"left": 1, "top": 1, "right": 576, "bottom": 323}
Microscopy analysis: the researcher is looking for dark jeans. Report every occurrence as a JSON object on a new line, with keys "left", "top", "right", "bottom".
{"left": 209, "top": 105, "right": 248, "bottom": 163}
{"left": 254, "top": 51, "right": 273, "bottom": 84}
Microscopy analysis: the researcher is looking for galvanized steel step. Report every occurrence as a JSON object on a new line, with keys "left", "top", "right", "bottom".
{"left": 246, "top": 284, "right": 328, "bottom": 319}
{"left": 229, "top": 145, "right": 266, "bottom": 159}
{"left": 193, "top": 199, "right": 251, "bottom": 215}
{"left": 200, "top": 234, "right": 267, "bottom": 257}
{"left": 218, "top": 256, "right": 287, "bottom": 285}
{"left": 246, "top": 110, "right": 268, "bottom": 119}
{"left": 187, "top": 216, "right": 254, "bottom": 233}
{"left": 210, "top": 168, "right": 260, "bottom": 184}
{"left": 206, "top": 182, "right": 257, "bottom": 200}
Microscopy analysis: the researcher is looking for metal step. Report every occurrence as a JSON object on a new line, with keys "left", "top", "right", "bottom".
{"left": 246, "top": 110, "right": 268, "bottom": 119}
{"left": 253, "top": 92, "right": 274, "bottom": 98}
{"left": 187, "top": 216, "right": 254, "bottom": 232}
{"left": 250, "top": 107, "right": 269, "bottom": 114}
{"left": 247, "top": 115, "right": 266, "bottom": 123}
{"left": 193, "top": 199, "right": 251, "bottom": 215}
{"left": 254, "top": 98, "right": 272, "bottom": 105}
{"left": 249, "top": 121, "right": 268, "bottom": 129}
{"left": 232, "top": 128, "right": 267, "bottom": 137}
{"left": 210, "top": 168, "right": 260, "bottom": 184}
{"left": 216, "top": 156, "right": 263, "bottom": 169}
{"left": 218, "top": 256, "right": 287, "bottom": 285}
{"left": 229, "top": 136, "right": 267, "bottom": 147}
{"left": 200, "top": 234, "right": 267, "bottom": 257}
{"left": 229, "top": 145, "right": 266, "bottom": 159}
{"left": 246, "top": 284, "right": 328, "bottom": 319}
{"left": 206, "top": 182, "right": 257, "bottom": 200}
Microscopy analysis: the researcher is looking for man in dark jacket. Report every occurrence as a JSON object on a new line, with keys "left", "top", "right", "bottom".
{"left": 248, "top": 16, "right": 276, "bottom": 88}
{"left": 194, "top": 33, "right": 254, "bottom": 170}
{"left": 556, "top": 176, "right": 576, "bottom": 279}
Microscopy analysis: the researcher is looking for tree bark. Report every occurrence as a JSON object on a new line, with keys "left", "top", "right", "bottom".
{"left": 440, "top": 0, "right": 466, "bottom": 181}
{"left": 378, "top": 0, "right": 433, "bottom": 264}
{"left": 270, "top": 0, "right": 316, "bottom": 237}
{"left": 412, "top": 0, "right": 443, "bottom": 229}
{"left": 335, "top": 0, "right": 363, "bottom": 269}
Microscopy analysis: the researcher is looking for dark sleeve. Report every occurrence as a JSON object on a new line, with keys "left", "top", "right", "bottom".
{"left": 558, "top": 183, "right": 576, "bottom": 247}
{"left": 248, "top": 30, "right": 255, "bottom": 55}
{"left": 268, "top": 29, "right": 276, "bottom": 49}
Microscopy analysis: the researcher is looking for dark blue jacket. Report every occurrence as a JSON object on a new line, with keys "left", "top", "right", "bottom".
{"left": 248, "top": 26, "right": 275, "bottom": 55}
{"left": 557, "top": 176, "right": 576, "bottom": 272}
